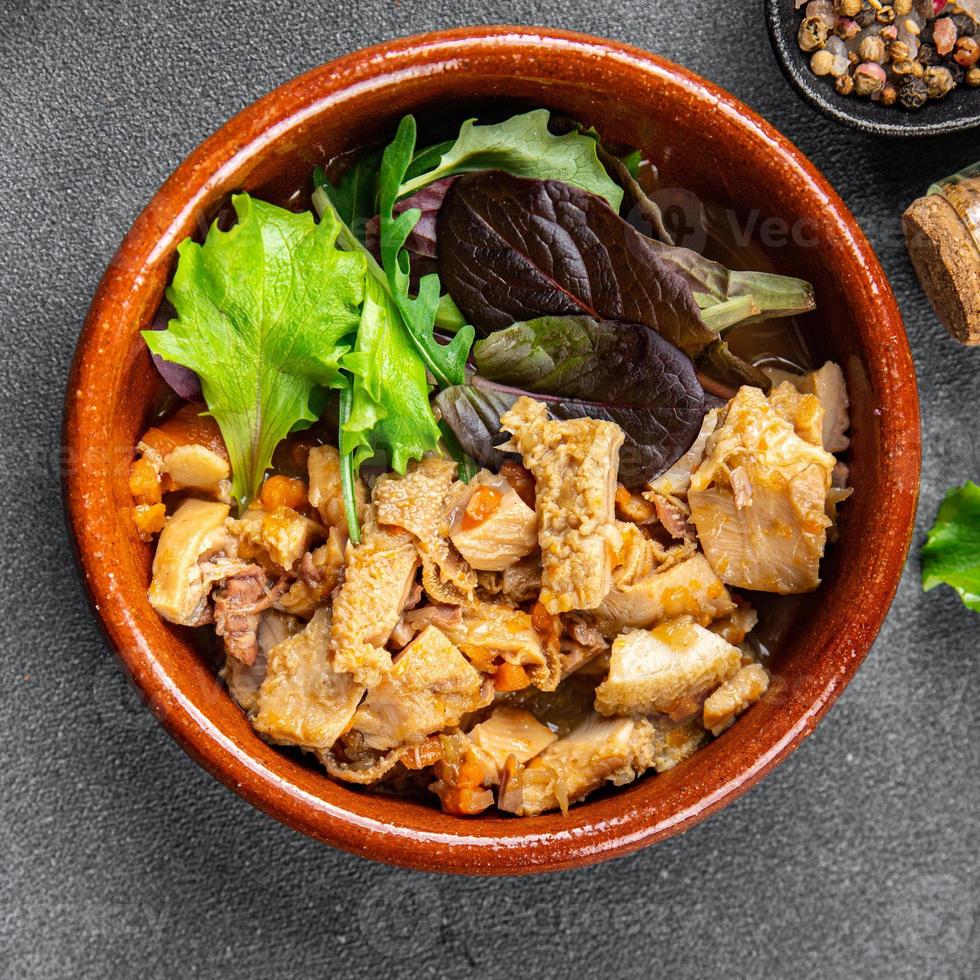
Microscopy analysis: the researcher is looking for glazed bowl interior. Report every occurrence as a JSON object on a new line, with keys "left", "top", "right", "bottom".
{"left": 65, "top": 27, "right": 919, "bottom": 874}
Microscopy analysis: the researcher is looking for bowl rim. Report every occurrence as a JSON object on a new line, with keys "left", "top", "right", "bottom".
{"left": 63, "top": 24, "right": 921, "bottom": 875}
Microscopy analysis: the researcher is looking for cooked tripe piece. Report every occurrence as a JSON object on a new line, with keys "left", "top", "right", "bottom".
{"left": 252, "top": 608, "right": 365, "bottom": 750}
{"left": 647, "top": 716, "right": 708, "bottom": 772}
{"left": 499, "top": 396, "right": 624, "bottom": 614}
{"left": 467, "top": 707, "right": 558, "bottom": 781}
{"left": 437, "top": 599, "right": 547, "bottom": 675}
{"left": 449, "top": 471, "right": 538, "bottom": 571}
{"left": 519, "top": 714, "right": 657, "bottom": 816}
{"left": 330, "top": 525, "right": 420, "bottom": 688}
{"left": 148, "top": 498, "right": 233, "bottom": 626}
{"left": 702, "top": 663, "right": 770, "bottom": 736}
{"left": 351, "top": 626, "right": 492, "bottom": 751}
{"left": 800, "top": 361, "right": 850, "bottom": 453}
{"left": 688, "top": 385, "right": 837, "bottom": 593}
{"left": 595, "top": 552, "right": 735, "bottom": 638}
{"left": 373, "top": 457, "right": 477, "bottom": 602}
{"left": 229, "top": 507, "right": 326, "bottom": 570}
{"left": 594, "top": 619, "right": 742, "bottom": 717}
{"left": 646, "top": 408, "right": 720, "bottom": 499}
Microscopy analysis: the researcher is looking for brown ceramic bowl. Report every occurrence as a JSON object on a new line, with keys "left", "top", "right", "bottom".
{"left": 63, "top": 26, "right": 920, "bottom": 874}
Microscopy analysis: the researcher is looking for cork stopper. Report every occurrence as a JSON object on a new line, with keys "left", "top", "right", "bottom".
{"left": 903, "top": 193, "right": 980, "bottom": 347}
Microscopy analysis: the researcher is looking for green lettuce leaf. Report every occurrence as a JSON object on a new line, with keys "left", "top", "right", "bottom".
{"left": 921, "top": 481, "right": 980, "bottom": 613}
{"left": 396, "top": 109, "right": 624, "bottom": 210}
{"left": 341, "top": 275, "right": 441, "bottom": 475}
{"left": 144, "top": 194, "right": 365, "bottom": 505}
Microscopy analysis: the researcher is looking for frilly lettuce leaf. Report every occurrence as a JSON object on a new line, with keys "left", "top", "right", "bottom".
{"left": 921, "top": 481, "right": 980, "bottom": 613}
{"left": 144, "top": 194, "right": 365, "bottom": 505}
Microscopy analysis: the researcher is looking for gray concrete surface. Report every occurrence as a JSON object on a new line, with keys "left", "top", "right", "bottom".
{"left": 2, "top": 1, "right": 979, "bottom": 977}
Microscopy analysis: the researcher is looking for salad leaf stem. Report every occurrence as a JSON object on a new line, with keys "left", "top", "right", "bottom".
{"left": 338, "top": 381, "right": 361, "bottom": 546}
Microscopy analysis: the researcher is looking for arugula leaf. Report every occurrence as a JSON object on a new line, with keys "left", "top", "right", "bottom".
{"left": 397, "top": 109, "right": 624, "bottom": 210}
{"left": 378, "top": 115, "right": 475, "bottom": 387}
{"left": 341, "top": 275, "right": 441, "bottom": 475}
{"left": 921, "top": 481, "right": 980, "bottom": 613}
{"left": 144, "top": 194, "right": 365, "bottom": 506}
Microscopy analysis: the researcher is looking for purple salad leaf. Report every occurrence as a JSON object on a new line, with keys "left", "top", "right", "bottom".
{"left": 437, "top": 171, "right": 715, "bottom": 355}
{"left": 149, "top": 312, "right": 202, "bottom": 400}
{"left": 365, "top": 177, "right": 456, "bottom": 287}
{"left": 435, "top": 315, "right": 705, "bottom": 486}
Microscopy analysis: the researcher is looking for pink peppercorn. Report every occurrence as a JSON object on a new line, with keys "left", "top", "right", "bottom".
{"left": 933, "top": 17, "right": 958, "bottom": 56}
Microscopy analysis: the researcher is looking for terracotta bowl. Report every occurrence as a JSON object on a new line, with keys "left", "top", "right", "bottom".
{"left": 63, "top": 26, "right": 920, "bottom": 874}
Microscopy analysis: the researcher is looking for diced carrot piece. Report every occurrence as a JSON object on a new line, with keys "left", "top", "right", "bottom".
{"left": 129, "top": 456, "right": 161, "bottom": 505}
{"left": 500, "top": 459, "right": 535, "bottom": 509}
{"left": 461, "top": 485, "right": 503, "bottom": 530}
{"left": 494, "top": 662, "right": 530, "bottom": 693}
{"left": 260, "top": 475, "right": 309, "bottom": 512}
{"left": 456, "top": 756, "right": 486, "bottom": 788}
{"left": 531, "top": 601, "right": 560, "bottom": 638}
{"left": 133, "top": 503, "right": 166, "bottom": 538}
{"left": 439, "top": 786, "right": 493, "bottom": 816}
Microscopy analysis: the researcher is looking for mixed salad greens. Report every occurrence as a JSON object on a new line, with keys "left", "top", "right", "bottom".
{"left": 145, "top": 109, "right": 821, "bottom": 545}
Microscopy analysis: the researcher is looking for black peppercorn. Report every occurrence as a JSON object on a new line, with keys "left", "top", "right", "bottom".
{"left": 898, "top": 76, "right": 929, "bottom": 109}
{"left": 917, "top": 42, "right": 938, "bottom": 66}
{"left": 947, "top": 62, "right": 966, "bottom": 86}
{"left": 951, "top": 14, "right": 976, "bottom": 39}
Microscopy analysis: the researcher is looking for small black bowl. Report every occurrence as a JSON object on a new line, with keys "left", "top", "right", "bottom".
{"left": 766, "top": 0, "right": 980, "bottom": 136}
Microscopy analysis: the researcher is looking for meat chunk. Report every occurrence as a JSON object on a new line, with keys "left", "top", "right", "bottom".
{"left": 229, "top": 506, "right": 327, "bottom": 570}
{"left": 594, "top": 619, "right": 742, "bottom": 717}
{"left": 162, "top": 444, "right": 230, "bottom": 496}
{"left": 277, "top": 527, "right": 347, "bottom": 618}
{"left": 213, "top": 565, "right": 287, "bottom": 666}
{"left": 351, "top": 626, "right": 493, "bottom": 751}
{"left": 306, "top": 444, "right": 365, "bottom": 528}
{"left": 148, "top": 498, "right": 233, "bottom": 626}
{"left": 688, "top": 385, "right": 837, "bottom": 593}
{"left": 518, "top": 714, "right": 658, "bottom": 816}
{"left": 499, "top": 396, "right": 623, "bottom": 614}
{"left": 222, "top": 611, "right": 301, "bottom": 714}
{"left": 595, "top": 551, "right": 735, "bottom": 638}
{"left": 449, "top": 471, "right": 538, "bottom": 571}
{"left": 467, "top": 706, "right": 558, "bottom": 781}
{"left": 329, "top": 525, "right": 420, "bottom": 688}
{"left": 252, "top": 608, "right": 365, "bottom": 750}
{"left": 702, "top": 663, "right": 770, "bottom": 735}
{"left": 373, "top": 457, "right": 476, "bottom": 601}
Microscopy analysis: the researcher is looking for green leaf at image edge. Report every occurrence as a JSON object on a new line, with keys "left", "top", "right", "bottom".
{"left": 921, "top": 481, "right": 980, "bottom": 613}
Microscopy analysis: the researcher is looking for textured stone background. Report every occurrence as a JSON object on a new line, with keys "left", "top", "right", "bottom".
{"left": 2, "top": 1, "right": 979, "bottom": 977}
